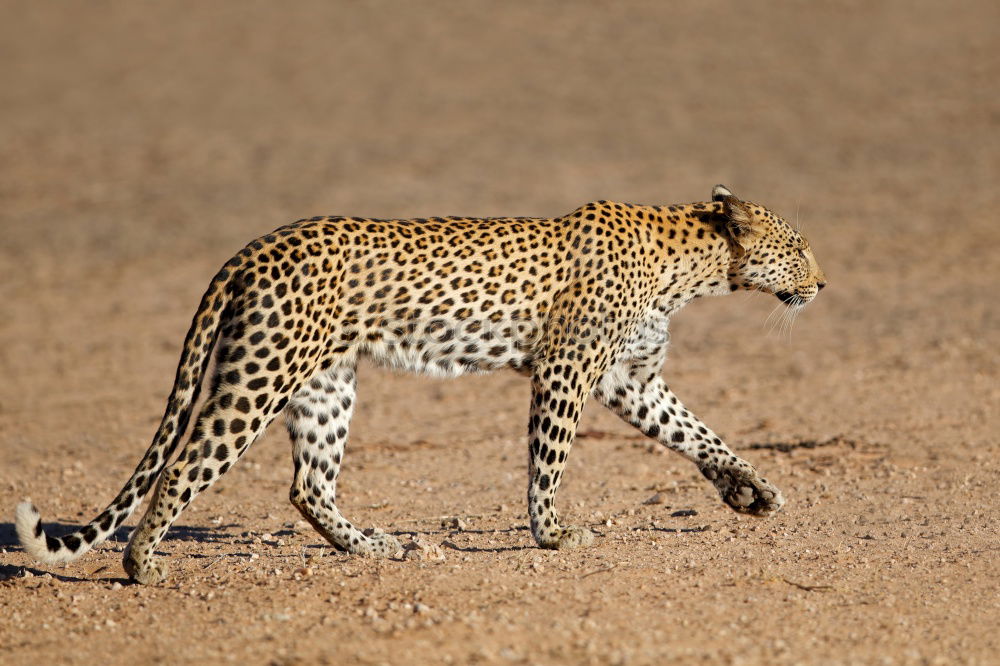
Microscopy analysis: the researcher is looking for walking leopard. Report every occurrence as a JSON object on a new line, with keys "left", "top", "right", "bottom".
{"left": 16, "top": 184, "right": 826, "bottom": 584}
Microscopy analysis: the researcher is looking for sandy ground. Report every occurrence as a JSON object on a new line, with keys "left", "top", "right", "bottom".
{"left": 1, "top": 1, "right": 998, "bottom": 664}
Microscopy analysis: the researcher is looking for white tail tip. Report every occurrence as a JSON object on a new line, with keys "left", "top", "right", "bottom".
{"left": 15, "top": 500, "right": 76, "bottom": 565}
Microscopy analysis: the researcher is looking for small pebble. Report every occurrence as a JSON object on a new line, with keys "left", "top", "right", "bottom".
{"left": 402, "top": 539, "right": 446, "bottom": 562}
{"left": 440, "top": 517, "right": 466, "bottom": 530}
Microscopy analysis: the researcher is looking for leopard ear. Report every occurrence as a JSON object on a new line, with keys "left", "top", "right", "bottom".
{"left": 713, "top": 186, "right": 755, "bottom": 239}
{"left": 711, "top": 184, "right": 733, "bottom": 202}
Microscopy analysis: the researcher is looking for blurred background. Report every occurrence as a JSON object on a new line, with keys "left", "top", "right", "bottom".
{"left": 1, "top": 1, "right": 998, "bottom": 663}
{"left": 2, "top": 0, "right": 995, "bottom": 440}
{"left": 3, "top": 1, "right": 995, "bottom": 256}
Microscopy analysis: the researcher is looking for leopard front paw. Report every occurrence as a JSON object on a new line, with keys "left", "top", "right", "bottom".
{"left": 536, "top": 524, "right": 595, "bottom": 550}
{"left": 703, "top": 465, "right": 785, "bottom": 517}
{"left": 357, "top": 528, "right": 403, "bottom": 558}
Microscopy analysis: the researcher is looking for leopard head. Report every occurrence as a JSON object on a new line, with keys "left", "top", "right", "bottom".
{"left": 713, "top": 185, "right": 826, "bottom": 307}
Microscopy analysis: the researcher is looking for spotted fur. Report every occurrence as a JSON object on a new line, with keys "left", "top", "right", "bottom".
{"left": 16, "top": 185, "right": 825, "bottom": 584}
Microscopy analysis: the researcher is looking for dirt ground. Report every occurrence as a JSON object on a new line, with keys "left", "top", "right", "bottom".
{"left": 1, "top": 1, "right": 998, "bottom": 664}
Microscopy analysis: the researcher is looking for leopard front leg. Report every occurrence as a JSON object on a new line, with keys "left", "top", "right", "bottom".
{"left": 595, "top": 369, "right": 784, "bottom": 516}
{"left": 526, "top": 359, "right": 598, "bottom": 550}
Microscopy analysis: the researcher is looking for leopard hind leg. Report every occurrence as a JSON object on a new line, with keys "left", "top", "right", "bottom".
{"left": 122, "top": 349, "right": 293, "bottom": 584}
{"left": 286, "top": 364, "right": 401, "bottom": 557}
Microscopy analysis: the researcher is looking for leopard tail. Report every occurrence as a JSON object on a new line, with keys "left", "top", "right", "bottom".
{"left": 15, "top": 262, "right": 239, "bottom": 565}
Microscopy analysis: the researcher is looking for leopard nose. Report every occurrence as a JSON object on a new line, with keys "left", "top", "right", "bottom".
{"left": 816, "top": 282, "right": 826, "bottom": 291}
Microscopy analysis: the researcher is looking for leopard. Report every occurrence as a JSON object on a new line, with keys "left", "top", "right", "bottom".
{"left": 15, "top": 184, "right": 826, "bottom": 584}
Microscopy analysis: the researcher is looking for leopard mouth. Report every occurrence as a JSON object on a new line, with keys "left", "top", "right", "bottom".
{"left": 774, "top": 291, "right": 802, "bottom": 306}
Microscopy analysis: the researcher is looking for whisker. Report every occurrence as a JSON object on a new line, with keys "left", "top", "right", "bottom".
{"left": 781, "top": 302, "right": 802, "bottom": 341}
{"left": 763, "top": 301, "right": 784, "bottom": 332}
